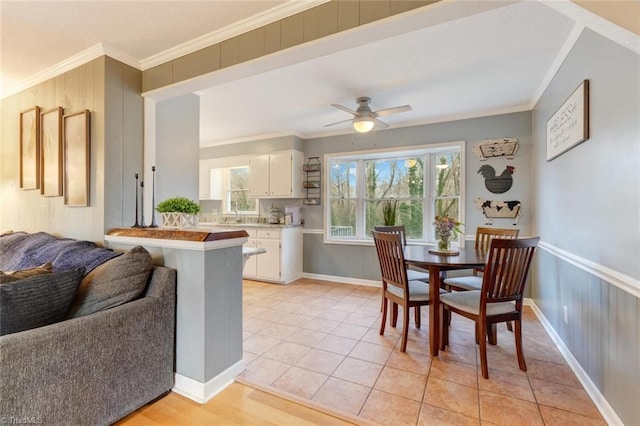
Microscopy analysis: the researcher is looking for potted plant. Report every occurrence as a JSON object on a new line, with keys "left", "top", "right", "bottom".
{"left": 155, "top": 196, "right": 201, "bottom": 229}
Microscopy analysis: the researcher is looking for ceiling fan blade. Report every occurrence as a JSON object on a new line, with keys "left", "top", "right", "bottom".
{"left": 324, "top": 118, "right": 353, "bottom": 127}
{"left": 373, "top": 105, "right": 412, "bottom": 117}
{"left": 331, "top": 104, "right": 359, "bottom": 116}
{"left": 372, "top": 117, "right": 389, "bottom": 129}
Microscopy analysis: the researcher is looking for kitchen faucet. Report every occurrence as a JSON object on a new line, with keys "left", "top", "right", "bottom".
{"left": 233, "top": 202, "right": 241, "bottom": 222}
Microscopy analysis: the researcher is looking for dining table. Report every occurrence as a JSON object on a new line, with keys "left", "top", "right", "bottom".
{"left": 403, "top": 246, "right": 486, "bottom": 357}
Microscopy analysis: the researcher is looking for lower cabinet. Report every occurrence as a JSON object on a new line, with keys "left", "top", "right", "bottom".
{"left": 242, "top": 227, "right": 302, "bottom": 284}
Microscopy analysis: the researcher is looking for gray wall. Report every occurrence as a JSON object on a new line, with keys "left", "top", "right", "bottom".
{"left": 154, "top": 94, "right": 200, "bottom": 226}
{"left": 303, "top": 111, "right": 532, "bottom": 280}
{"left": 0, "top": 57, "right": 143, "bottom": 242}
{"left": 531, "top": 29, "right": 639, "bottom": 425}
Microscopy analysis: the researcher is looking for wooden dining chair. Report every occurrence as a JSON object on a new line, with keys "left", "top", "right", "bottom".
{"left": 439, "top": 237, "right": 539, "bottom": 378}
{"left": 374, "top": 226, "right": 430, "bottom": 282}
{"left": 443, "top": 227, "right": 519, "bottom": 292}
{"left": 372, "top": 231, "right": 444, "bottom": 352}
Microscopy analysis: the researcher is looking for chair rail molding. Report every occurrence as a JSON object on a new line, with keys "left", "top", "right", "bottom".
{"left": 538, "top": 240, "right": 640, "bottom": 299}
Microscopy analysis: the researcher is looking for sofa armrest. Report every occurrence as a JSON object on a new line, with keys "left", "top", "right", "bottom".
{"left": 0, "top": 266, "right": 176, "bottom": 426}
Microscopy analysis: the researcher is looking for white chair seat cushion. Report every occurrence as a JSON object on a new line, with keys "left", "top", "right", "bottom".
{"left": 440, "top": 290, "right": 515, "bottom": 316}
{"left": 387, "top": 280, "right": 446, "bottom": 302}
{"left": 407, "top": 269, "right": 429, "bottom": 282}
{"left": 443, "top": 276, "right": 482, "bottom": 291}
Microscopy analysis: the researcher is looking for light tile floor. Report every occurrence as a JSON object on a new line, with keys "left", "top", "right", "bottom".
{"left": 239, "top": 279, "right": 606, "bottom": 426}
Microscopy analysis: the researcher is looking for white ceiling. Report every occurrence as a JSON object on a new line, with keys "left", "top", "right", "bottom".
{"left": 1, "top": 0, "right": 633, "bottom": 147}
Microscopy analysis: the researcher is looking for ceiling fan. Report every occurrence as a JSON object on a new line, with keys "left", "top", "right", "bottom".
{"left": 325, "top": 96, "right": 412, "bottom": 133}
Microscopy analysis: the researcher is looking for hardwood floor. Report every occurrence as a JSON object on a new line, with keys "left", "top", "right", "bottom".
{"left": 116, "top": 382, "right": 355, "bottom": 425}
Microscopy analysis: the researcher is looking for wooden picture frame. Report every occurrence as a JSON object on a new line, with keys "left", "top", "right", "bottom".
{"left": 63, "top": 110, "right": 91, "bottom": 206}
{"left": 546, "top": 79, "right": 589, "bottom": 161}
{"left": 40, "top": 107, "right": 64, "bottom": 196}
{"left": 20, "top": 106, "right": 41, "bottom": 189}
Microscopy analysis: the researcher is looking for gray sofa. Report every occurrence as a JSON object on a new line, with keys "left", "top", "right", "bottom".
{"left": 0, "top": 233, "right": 176, "bottom": 425}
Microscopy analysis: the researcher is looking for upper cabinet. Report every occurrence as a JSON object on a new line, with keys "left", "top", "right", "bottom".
{"left": 248, "top": 151, "right": 302, "bottom": 198}
{"left": 199, "top": 159, "right": 222, "bottom": 200}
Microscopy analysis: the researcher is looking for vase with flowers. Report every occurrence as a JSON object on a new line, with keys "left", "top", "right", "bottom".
{"left": 432, "top": 215, "right": 463, "bottom": 253}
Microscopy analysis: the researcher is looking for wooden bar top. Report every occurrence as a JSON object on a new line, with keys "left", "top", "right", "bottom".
{"left": 106, "top": 227, "right": 249, "bottom": 242}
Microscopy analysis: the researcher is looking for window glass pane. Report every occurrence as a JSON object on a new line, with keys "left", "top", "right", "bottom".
{"left": 329, "top": 161, "right": 357, "bottom": 199}
{"left": 365, "top": 158, "right": 423, "bottom": 199}
{"left": 230, "top": 190, "right": 253, "bottom": 211}
{"left": 364, "top": 199, "right": 423, "bottom": 239}
{"left": 228, "top": 166, "right": 255, "bottom": 212}
{"left": 329, "top": 199, "right": 356, "bottom": 237}
{"left": 230, "top": 167, "right": 249, "bottom": 190}
{"left": 434, "top": 152, "right": 461, "bottom": 197}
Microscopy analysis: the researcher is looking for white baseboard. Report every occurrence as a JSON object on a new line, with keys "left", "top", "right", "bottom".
{"left": 528, "top": 301, "right": 622, "bottom": 426}
{"left": 302, "top": 272, "right": 380, "bottom": 288}
{"left": 172, "top": 359, "right": 246, "bottom": 404}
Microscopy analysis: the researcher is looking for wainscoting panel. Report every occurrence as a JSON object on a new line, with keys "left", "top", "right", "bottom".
{"left": 532, "top": 248, "right": 638, "bottom": 425}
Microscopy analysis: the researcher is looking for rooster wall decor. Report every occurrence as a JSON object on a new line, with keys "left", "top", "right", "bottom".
{"left": 478, "top": 165, "right": 515, "bottom": 194}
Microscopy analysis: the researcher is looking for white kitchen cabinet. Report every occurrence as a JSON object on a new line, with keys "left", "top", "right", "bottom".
{"left": 199, "top": 160, "right": 222, "bottom": 200}
{"left": 242, "top": 226, "right": 302, "bottom": 284}
{"left": 248, "top": 151, "right": 302, "bottom": 198}
{"left": 242, "top": 229, "right": 258, "bottom": 278}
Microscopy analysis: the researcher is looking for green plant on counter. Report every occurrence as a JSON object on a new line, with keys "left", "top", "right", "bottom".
{"left": 155, "top": 196, "right": 201, "bottom": 215}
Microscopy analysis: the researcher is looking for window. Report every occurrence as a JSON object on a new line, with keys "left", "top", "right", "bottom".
{"left": 226, "top": 166, "right": 257, "bottom": 214}
{"left": 325, "top": 143, "right": 463, "bottom": 244}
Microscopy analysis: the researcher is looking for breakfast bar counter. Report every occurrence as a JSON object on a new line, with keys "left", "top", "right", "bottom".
{"left": 105, "top": 227, "right": 255, "bottom": 403}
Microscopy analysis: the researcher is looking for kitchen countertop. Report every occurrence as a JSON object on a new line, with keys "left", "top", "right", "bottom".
{"left": 198, "top": 222, "right": 302, "bottom": 229}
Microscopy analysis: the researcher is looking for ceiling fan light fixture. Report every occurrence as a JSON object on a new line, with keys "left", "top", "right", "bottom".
{"left": 353, "top": 116, "right": 374, "bottom": 133}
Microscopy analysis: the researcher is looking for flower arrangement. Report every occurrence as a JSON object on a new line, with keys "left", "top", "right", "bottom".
{"left": 433, "top": 215, "right": 463, "bottom": 251}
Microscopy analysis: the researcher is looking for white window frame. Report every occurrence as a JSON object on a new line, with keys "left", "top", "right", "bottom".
{"left": 323, "top": 142, "right": 465, "bottom": 246}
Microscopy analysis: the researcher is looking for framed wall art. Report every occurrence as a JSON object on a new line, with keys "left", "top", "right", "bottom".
{"left": 20, "top": 106, "right": 41, "bottom": 189}
{"left": 40, "top": 107, "right": 64, "bottom": 196}
{"left": 546, "top": 79, "right": 589, "bottom": 161}
{"left": 63, "top": 110, "right": 91, "bottom": 206}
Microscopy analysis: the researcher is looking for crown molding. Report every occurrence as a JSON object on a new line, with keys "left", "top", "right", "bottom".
{"left": 0, "top": 42, "right": 142, "bottom": 100}
{"left": 140, "top": 0, "right": 329, "bottom": 70}
{"left": 2, "top": 44, "right": 104, "bottom": 99}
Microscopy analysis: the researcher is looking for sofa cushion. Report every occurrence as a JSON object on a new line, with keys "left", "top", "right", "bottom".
{"left": 67, "top": 246, "right": 153, "bottom": 318}
{"left": 0, "top": 262, "right": 53, "bottom": 283}
{"left": 0, "top": 267, "right": 85, "bottom": 336}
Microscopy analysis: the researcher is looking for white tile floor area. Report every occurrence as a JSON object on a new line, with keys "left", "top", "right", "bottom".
{"left": 239, "top": 278, "right": 606, "bottom": 426}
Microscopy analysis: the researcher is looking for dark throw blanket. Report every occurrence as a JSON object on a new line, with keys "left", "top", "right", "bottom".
{"left": 0, "top": 232, "right": 120, "bottom": 274}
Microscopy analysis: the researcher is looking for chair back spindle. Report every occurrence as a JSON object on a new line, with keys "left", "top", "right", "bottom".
{"left": 481, "top": 237, "right": 539, "bottom": 305}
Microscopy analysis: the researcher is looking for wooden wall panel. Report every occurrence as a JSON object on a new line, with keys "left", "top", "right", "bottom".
{"left": 221, "top": 37, "right": 240, "bottom": 68}
{"left": 238, "top": 28, "right": 265, "bottom": 63}
{"left": 303, "top": 1, "right": 338, "bottom": 42}
{"left": 173, "top": 44, "right": 221, "bottom": 83}
{"left": 533, "top": 249, "right": 639, "bottom": 425}
{"left": 264, "top": 22, "right": 281, "bottom": 55}
{"left": 280, "top": 14, "right": 304, "bottom": 50}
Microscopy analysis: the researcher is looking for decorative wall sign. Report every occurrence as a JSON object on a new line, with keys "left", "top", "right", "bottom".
{"left": 478, "top": 165, "right": 515, "bottom": 194}
{"left": 472, "top": 138, "right": 519, "bottom": 160}
{"left": 40, "top": 107, "right": 64, "bottom": 196}
{"left": 546, "top": 79, "right": 589, "bottom": 161}
{"left": 20, "top": 106, "right": 41, "bottom": 189}
{"left": 474, "top": 198, "right": 521, "bottom": 225}
{"left": 63, "top": 110, "right": 91, "bottom": 206}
